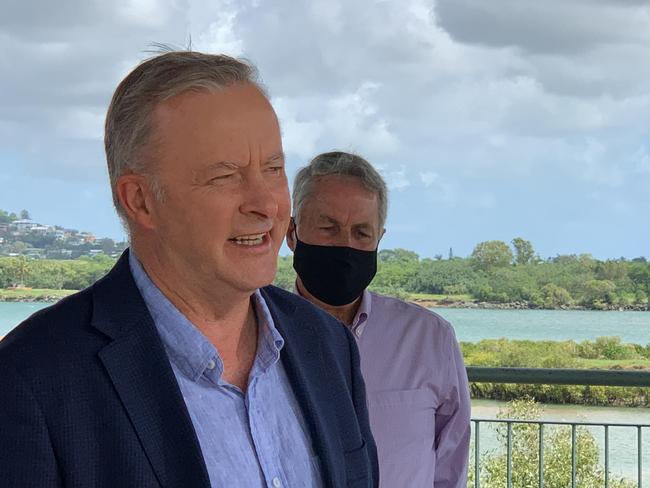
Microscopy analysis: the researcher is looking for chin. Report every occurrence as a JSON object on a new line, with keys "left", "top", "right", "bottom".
{"left": 234, "top": 268, "right": 277, "bottom": 292}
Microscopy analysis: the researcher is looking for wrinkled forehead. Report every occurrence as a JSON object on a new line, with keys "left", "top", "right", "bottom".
{"left": 149, "top": 85, "right": 282, "bottom": 169}
{"left": 301, "top": 175, "right": 380, "bottom": 227}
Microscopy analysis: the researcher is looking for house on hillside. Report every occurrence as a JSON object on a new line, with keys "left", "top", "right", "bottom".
{"left": 11, "top": 219, "right": 37, "bottom": 232}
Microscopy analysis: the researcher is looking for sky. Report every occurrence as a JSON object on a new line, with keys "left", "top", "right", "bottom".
{"left": 1, "top": 0, "right": 649, "bottom": 260}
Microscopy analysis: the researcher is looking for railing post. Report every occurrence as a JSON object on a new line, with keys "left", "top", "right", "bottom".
{"left": 571, "top": 424, "right": 577, "bottom": 488}
{"left": 507, "top": 422, "right": 512, "bottom": 488}
{"left": 604, "top": 425, "right": 609, "bottom": 488}
{"left": 639, "top": 426, "right": 643, "bottom": 488}
{"left": 474, "top": 420, "right": 480, "bottom": 488}
{"left": 539, "top": 423, "right": 544, "bottom": 488}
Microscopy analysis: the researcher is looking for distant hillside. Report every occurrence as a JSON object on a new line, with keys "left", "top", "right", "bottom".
{"left": 0, "top": 208, "right": 126, "bottom": 260}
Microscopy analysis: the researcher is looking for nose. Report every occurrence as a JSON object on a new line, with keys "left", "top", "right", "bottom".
{"left": 240, "top": 171, "right": 280, "bottom": 220}
{"left": 332, "top": 232, "right": 352, "bottom": 247}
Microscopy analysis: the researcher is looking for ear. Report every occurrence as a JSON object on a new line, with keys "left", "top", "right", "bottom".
{"left": 286, "top": 217, "right": 297, "bottom": 251}
{"left": 115, "top": 174, "right": 157, "bottom": 231}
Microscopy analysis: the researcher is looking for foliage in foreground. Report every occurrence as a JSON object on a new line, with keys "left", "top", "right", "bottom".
{"left": 468, "top": 398, "right": 636, "bottom": 487}
{"left": 463, "top": 337, "right": 650, "bottom": 407}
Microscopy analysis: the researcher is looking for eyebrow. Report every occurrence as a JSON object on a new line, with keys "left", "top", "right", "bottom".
{"left": 264, "top": 152, "right": 285, "bottom": 165}
{"left": 191, "top": 161, "right": 239, "bottom": 183}
{"left": 318, "top": 215, "right": 374, "bottom": 230}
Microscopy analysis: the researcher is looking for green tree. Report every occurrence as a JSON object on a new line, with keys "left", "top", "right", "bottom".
{"left": 582, "top": 279, "right": 617, "bottom": 308}
{"left": 19, "top": 209, "right": 31, "bottom": 220}
{"left": 273, "top": 255, "right": 296, "bottom": 291}
{"left": 469, "top": 398, "right": 636, "bottom": 488}
{"left": 0, "top": 209, "right": 13, "bottom": 223}
{"left": 541, "top": 283, "right": 573, "bottom": 308}
{"left": 512, "top": 237, "right": 536, "bottom": 265}
{"left": 98, "top": 238, "right": 116, "bottom": 254}
{"left": 471, "top": 240, "right": 513, "bottom": 271}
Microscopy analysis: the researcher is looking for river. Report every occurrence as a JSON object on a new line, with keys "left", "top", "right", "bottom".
{"left": 3, "top": 302, "right": 650, "bottom": 343}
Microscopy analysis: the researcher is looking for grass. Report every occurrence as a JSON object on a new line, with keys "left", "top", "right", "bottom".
{"left": 575, "top": 358, "right": 650, "bottom": 370}
{"left": 0, "top": 288, "right": 76, "bottom": 300}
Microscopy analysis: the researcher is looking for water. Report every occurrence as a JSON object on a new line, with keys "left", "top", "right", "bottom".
{"left": 0, "top": 302, "right": 51, "bottom": 336}
{"left": 3, "top": 303, "right": 649, "bottom": 342}
{"left": 435, "top": 307, "right": 650, "bottom": 345}
{"left": 473, "top": 399, "right": 650, "bottom": 483}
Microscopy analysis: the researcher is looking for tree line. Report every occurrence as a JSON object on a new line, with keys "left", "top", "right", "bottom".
{"left": 1, "top": 237, "right": 649, "bottom": 310}
{"left": 278, "top": 238, "right": 649, "bottom": 310}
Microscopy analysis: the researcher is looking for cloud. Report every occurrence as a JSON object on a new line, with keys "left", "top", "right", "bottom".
{"left": 633, "top": 146, "right": 650, "bottom": 174}
{"left": 380, "top": 165, "right": 410, "bottom": 191}
{"left": 420, "top": 172, "right": 439, "bottom": 187}
{"left": 435, "top": 0, "right": 650, "bottom": 55}
{"left": 1, "top": 0, "right": 649, "bottom": 257}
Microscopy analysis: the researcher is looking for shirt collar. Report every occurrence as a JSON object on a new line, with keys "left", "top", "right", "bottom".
{"left": 294, "top": 281, "right": 372, "bottom": 338}
{"left": 351, "top": 289, "right": 372, "bottom": 338}
{"left": 128, "top": 250, "right": 284, "bottom": 382}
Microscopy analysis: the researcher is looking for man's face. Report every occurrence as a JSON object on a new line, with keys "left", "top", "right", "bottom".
{"left": 146, "top": 83, "right": 290, "bottom": 293}
{"left": 288, "top": 174, "right": 382, "bottom": 252}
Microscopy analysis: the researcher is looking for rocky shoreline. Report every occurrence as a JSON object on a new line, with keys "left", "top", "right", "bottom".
{"left": 0, "top": 295, "right": 69, "bottom": 303}
{"left": 410, "top": 299, "right": 650, "bottom": 312}
{"left": 1, "top": 294, "right": 648, "bottom": 311}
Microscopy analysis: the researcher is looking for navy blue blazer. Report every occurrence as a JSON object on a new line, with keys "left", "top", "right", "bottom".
{"left": 0, "top": 252, "right": 378, "bottom": 487}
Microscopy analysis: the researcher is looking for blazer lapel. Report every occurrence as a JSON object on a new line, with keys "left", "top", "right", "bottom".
{"left": 262, "top": 288, "right": 342, "bottom": 488}
{"left": 91, "top": 252, "right": 210, "bottom": 488}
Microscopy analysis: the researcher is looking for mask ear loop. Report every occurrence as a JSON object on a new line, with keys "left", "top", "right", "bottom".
{"left": 291, "top": 217, "right": 301, "bottom": 242}
{"left": 373, "top": 228, "right": 386, "bottom": 252}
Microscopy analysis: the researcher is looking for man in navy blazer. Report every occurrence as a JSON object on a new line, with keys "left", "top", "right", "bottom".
{"left": 0, "top": 51, "right": 377, "bottom": 487}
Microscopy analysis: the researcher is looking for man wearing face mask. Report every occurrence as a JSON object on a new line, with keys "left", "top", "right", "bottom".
{"left": 286, "top": 151, "right": 471, "bottom": 488}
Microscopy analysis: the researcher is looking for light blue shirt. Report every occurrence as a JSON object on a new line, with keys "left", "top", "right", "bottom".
{"left": 129, "top": 252, "right": 322, "bottom": 488}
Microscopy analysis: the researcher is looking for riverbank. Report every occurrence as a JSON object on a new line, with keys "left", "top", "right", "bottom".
{"left": 1, "top": 288, "right": 649, "bottom": 311}
{"left": 0, "top": 288, "right": 75, "bottom": 302}
{"left": 409, "top": 296, "right": 649, "bottom": 312}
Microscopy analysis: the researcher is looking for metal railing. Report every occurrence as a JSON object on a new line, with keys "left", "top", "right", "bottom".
{"left": 467, "top": 367, "right": 650, "bottom": 488}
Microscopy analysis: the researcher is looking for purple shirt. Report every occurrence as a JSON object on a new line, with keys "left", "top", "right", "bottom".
{"left": 351, "top": 291, "right": 470, "bottom": 488}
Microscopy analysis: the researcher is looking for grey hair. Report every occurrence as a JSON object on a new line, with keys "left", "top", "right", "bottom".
{"left": 293, "top": 151, "right": 388, "bottom": 231}
{"left": 104, "top": 50, "right": 262, "bottom": 224}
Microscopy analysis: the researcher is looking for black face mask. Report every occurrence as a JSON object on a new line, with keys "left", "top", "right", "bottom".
{"left": 292, "top": 227, "right": 378, "bottom": 307}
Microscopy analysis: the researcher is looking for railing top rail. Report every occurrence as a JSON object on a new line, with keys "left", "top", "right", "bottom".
{"left": 467, "top": 366, "right": 650, "bottom": 387}
{"left": 472, "top": 417, "right": 650, "bottom": 428}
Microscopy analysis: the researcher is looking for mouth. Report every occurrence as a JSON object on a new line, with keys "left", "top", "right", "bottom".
{"left": 228, "top": 232, "right": 269, "bottom": 246}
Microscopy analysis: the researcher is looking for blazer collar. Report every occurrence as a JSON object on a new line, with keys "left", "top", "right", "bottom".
{"left": 260, "top": 287, "right": 342, "bottom": 487}
{"left": 91, "top": 250, "right": 210, "bottom": 488}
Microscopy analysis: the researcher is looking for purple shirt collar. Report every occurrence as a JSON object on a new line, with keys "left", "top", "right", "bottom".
{"left": 294, "top": 281, "right": 372, "bottom": 337}
{"left": 350, "top": 290, "right": 372, "bottom": 337}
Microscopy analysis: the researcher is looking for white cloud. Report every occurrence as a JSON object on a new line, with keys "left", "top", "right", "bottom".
{"left": 380, "top": 165, "right": 410, "bottom": 191}
{"left": 1, "top": 0, "right": 649, "bottom": 255}
{"left": 633, "top": 146, "right": 650, "bottom": 174}
{"left": 193, "top": 1, "right": 244, "bottom": 56}
{"left": 420, "top": 172, "right": 439, "bottom": 187}
{"left": 57, "top": 108, "right": 105, "bottom": 141}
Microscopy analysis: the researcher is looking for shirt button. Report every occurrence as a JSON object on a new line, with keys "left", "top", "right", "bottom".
{"left": 272, "top": 477, "right": 282, "bottom": 487}
{"left": 206, "top": 359, "right": 216, "bottom": 370}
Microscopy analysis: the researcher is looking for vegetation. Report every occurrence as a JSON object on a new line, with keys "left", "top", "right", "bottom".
{"left": 464, "top": 337, "right": 650, "bottom": 407}
{"left": 1, "top": 239, "right": 649, "bottom": 311}
{"left": 0, "top": 254, "right": 115, "bottom": 291}
{"left": 468, "top": 398, "right": 636, "bottom": 487}
{"left": 274, "top": 240, "right": 650, "bottom": 310}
